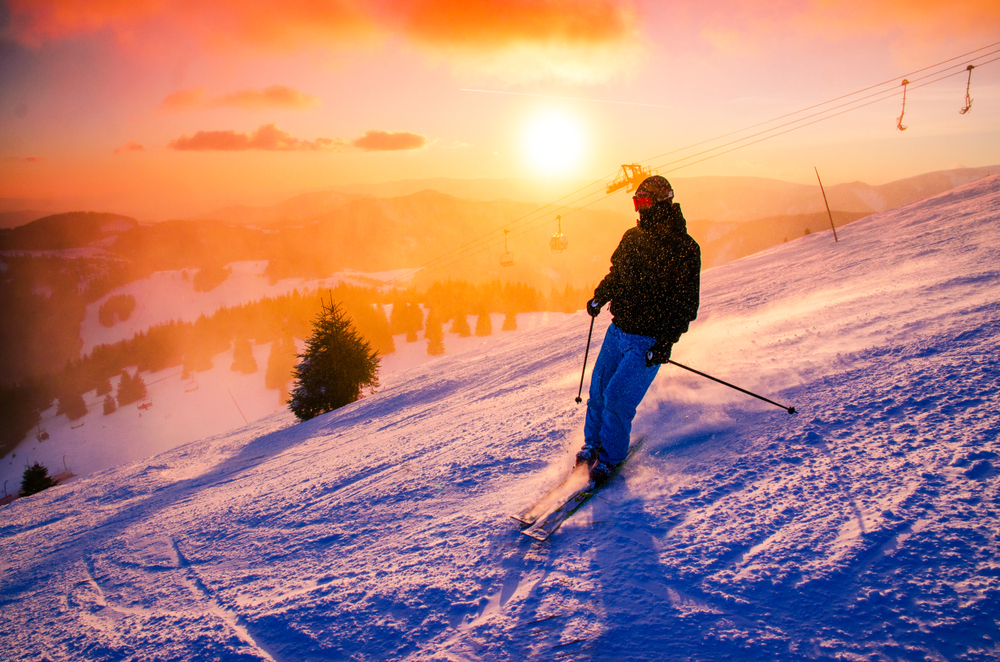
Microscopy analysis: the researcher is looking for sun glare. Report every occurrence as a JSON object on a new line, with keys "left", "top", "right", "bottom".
{"left": 523, "top": 111, "right": 585, "bottom": 176}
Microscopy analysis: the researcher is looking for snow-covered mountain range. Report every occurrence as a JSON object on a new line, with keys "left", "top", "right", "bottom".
{"left": 1, "top": 174, "right": 998, "bottom": 660}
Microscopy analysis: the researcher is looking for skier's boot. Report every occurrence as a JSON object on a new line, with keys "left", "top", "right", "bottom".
{"left": 575, "top": 446, "right": 599, "bottom": 467}
{"left": 589, "top": 459, "right": 620, "bottom": 485}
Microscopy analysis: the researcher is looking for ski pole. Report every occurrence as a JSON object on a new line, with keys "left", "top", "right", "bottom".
{"left": 575, "top": 316, "right": 596, "bottom": 404}
{"left": 666, "top": 360, "right": 796, "bottom": 414}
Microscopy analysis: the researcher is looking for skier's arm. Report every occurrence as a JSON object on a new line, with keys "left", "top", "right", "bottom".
{"left": 680, "top": 244, "right": 701, "bottom": 324}
{"left": 593, "top": 235, "right": 629, "bottom": 305}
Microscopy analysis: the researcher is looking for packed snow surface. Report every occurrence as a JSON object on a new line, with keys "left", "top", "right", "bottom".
{"left": 2, "top": 176, "right": 999, "bottom": 661}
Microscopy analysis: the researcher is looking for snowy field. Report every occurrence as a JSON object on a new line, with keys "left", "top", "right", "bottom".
{"left": 1, "top": 175, "right": 999, "bottom": 660}
{"left": 4, "top": 309, "right": 577, "bottom": 494}
{"left": 79, "top": 263, "right": 417, "bottom": 355}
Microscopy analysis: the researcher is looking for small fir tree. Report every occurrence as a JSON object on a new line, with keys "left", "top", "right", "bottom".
{"left": 265, "top": 334, "right": 298, "bottom": 401}
{"left": 475, "top": 311, "right": 492, "bottom": 337}
{"left": 425, "top": 310, "right": 444, "bottom": 356}
{"left": 116, "top": 370, "right": 147, "bottom": 406}
{"left": 289, "top": 298, "right": 380, "bottom": 421}
{"left": 21, "top": 462, "right": 54, "bottom": 496}
{"left": 406, "top": 302, "right": 424, "bottom": 333}
{"left": 502, "top": 310, "right": 518, "bottom": 331}
{"left": 57, "top": 391, "right": 88, "bottom": 421}
{"left": 403, "top": 302, "right": 423, "bottom": 342}
{"left": 95, "top": 377, "right": 113, "bottom": 396}
{"left": 231, "top": 337, "right": 258, "bottom": 374}
{"left": 451, "top": 313, "right": 471, "bottom": 337}
{"left": 389, "top": 300, "right": 407, "bottom": 335}
{"left": 102, "top": 393, "right": 117, "bottom": 415}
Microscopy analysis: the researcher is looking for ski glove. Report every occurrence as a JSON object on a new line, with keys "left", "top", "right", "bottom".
{"left": 586, "top": 298, "right": 602, "bottom": 317}
{"left": 645, "top": 338, "right": 672, "bottom": 367}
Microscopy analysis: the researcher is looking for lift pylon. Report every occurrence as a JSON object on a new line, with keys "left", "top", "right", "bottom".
{"left": 606, "top": 164, "right": 652, "bottom": 195}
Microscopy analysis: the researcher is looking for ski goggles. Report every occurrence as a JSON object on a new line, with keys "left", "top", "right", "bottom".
{"left": 632, "top": 193, "right": 655, "bottom": 211}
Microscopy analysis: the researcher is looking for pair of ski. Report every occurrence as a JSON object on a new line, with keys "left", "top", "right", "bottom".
{"left": 511, "top": 439, "right": 645, "bottom": 541}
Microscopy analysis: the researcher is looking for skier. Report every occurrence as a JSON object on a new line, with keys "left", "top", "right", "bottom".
{"left": 579, "top": 176, "right": 701, "bottom": 484}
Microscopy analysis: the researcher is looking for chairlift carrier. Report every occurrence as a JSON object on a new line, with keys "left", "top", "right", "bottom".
{"left": 500, "top": 229, "right": 514, "bottom": 267}
{"left": 549, "top": 215, "right": 569, "bottom": 252}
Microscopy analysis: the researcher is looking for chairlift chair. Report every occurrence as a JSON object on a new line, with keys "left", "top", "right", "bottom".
{"left": 549, "top": 215, "right": 569, "bottom": 253}
{"left": 500, "top": 229, "right": 515, "bottom": 267}
{"left": 137, "top": 397, "right": 153, "bottom": 411}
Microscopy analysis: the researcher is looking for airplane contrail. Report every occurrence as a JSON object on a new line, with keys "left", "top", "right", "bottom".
{"left": 460, "top": 88, "right": 670, "bottom": 108}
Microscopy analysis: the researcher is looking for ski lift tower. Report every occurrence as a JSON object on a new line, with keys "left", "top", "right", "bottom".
{"left": 606, "top": 164, "right": 652, "bottom": 195}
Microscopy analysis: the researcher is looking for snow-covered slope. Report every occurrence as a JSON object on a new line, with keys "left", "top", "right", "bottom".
{"left": 5, "top": 310, "right": 576, "bottom": 494}
{"left": 2, "top": 176, "right": 999, "bottom": 661}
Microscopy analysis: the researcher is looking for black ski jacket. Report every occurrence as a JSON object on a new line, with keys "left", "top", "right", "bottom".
{"left": 593, "top": 202, "right": 701, "bottom": 343}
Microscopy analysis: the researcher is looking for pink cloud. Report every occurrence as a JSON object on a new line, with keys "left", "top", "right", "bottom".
{"left": 161, "top": 85, "right": 319, "bottom": 111}
{"left": 398, "top": 0, "right": 637, "bottom": 50}
{"left": 351, "top": 130, "right": 427, "bottom": 151}
{"left": 167, "top": 125, "right": 429, "bottom": 152}
{"left": 167, "top": 123, "right": 347, "bottom": 151}
{"left": 160, "top": 87, "right": 207, "bottom": 111}
{"left": 211, "top": 85, "right": 320, "bottom": 109}
{"left": 6, "top": 0, "right": 639, "bottom": 52}
{"left": 114, "top": 140, "right": 146, "bottom": 154}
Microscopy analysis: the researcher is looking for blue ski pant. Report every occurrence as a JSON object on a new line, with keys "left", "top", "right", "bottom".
{"left": 583, "top": 323, "right": 660, "bottom": 465}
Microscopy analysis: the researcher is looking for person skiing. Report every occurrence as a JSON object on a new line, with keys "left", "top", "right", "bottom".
{"left": 579, "top": 175, "right": 701, "bottom": 484}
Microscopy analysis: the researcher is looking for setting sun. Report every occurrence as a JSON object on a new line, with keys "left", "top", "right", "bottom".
{"left": 522, "top": 110, "right": 585, "bottom": 176}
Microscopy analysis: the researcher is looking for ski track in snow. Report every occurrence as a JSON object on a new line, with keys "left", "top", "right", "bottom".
{"left": 2, "top": 175, "right": 1000, "bottom": 661}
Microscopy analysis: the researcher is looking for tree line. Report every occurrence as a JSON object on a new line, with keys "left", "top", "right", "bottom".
{"left": 0, "top": 279, "right": 593, "bottom": 457}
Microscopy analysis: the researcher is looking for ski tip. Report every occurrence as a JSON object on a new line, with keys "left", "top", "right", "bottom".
{"left": 510, "top": 514, "right": 532, "bottom": 527}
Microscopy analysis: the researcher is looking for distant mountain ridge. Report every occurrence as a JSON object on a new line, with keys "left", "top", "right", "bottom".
{"left": 201, "top": 165, "right": 999, "bottom": 226}
{"left": 0, "top": 212, "right": 139, "bottom": 251}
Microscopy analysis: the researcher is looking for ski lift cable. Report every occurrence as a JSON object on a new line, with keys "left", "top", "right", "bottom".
{"left": 386, "top": 46, "right": 1000, "bottom": 286}
{"left": 408, "top": 57, "right": 1000, "bottom": 284}
{"left": 387, "top": 47, "right": 1000, "bottom": 286}
{"left": 635, "top": 41, "right": 1000, "bottom": 166}
{"left": 383, "top": 175, "right": 616, "bottom": 285}
{"left": 638, "top": 51, "right": 1000, "bottom": 180}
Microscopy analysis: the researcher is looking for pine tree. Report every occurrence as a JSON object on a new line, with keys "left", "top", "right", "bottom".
{"left": 116, "top": 370, "right": 147, "bottom": 406}
{"left": 95, "top": 377, "right": 113, "bottom": 396}
{"left": 502, "top": 310, "right": 518, "bottom": 331}
{"left": 57, "top": 390, "right": 88, "bottom": 421}
{"left": 265, "top": 334, "right": 297, "bottom": 396}
{"left": 21, "top": 462, "right": 54, "bottom": 496}
{"left": 451, "top": 313, "right": 471, "bottom": 337}
{"left": 102, "top": 393, "right": 117, "bottom": 415}
{"left": 231, "top": 337, "right": 258, "bottom": 374}
{"left": 475, "top": 310, "right": 492, "bottom": 337}
{"left": 403, "top": 303, "right": 423, "bottom": 342}
{"left": 406, "top": 302, "right": 424, "bottom": 333}
{"left": 289, "top": 299, "right": 380, "bottom": 421}
{"left": 425, "top": 310, "right": 444, "bottom": 356}
{"left": 389, "top": 299, "right": 407, "bottom": 335}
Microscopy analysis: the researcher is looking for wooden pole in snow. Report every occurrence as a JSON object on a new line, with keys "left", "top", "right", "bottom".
{"left": 814, "top": 166, "right": 839, "bottom": 243}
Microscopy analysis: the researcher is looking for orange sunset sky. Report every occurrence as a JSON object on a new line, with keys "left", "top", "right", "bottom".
{"left": 1, "top": 0, "right": 999, "bottom": 220}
